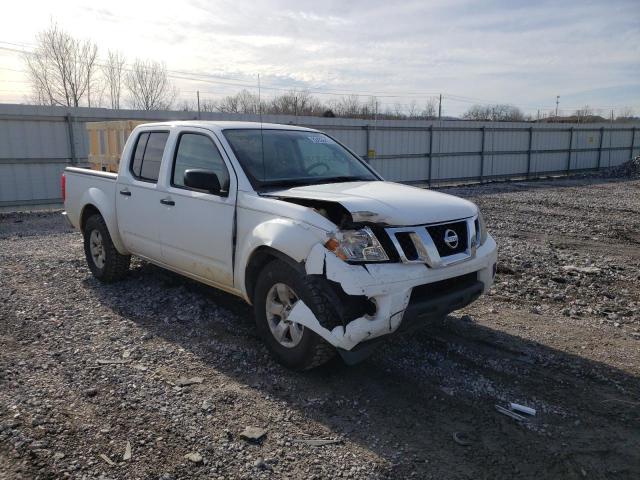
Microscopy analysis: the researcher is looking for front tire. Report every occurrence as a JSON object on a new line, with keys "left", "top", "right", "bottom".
{"left": 254, "top": 260, "right": 336, "bottom": 370}
{"left": 83, "top": 214, "right": 130, "bottom": 283}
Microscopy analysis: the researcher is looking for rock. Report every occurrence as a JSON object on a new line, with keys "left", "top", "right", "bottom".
{"left": 99, "top": 454, "right": 115, "bottom": 466}
{"left": 176, "top": 377, "right": 204, "bottom": 387}
{"left": 53, "top": 452, "right": 65, "bottom": 461}
{"left": 240, "top": 426, "right": 267, "bottom": 442}
{"left": 185, "top": 452, "right": 203, "bottom": 463}
{"left": 253, "top": 457, "right": 269, "bottom": 470}
{"left": 84, "top": 387, "right": 98, "bottom": 397}
{"left": 497, "top": 264, "right": 516, "bottom": 275}
{"left": 562, "top": 266, "right": 601, "bottom": 275}
{"left": 123, "top": 440, "right": 132, "bottom": 461}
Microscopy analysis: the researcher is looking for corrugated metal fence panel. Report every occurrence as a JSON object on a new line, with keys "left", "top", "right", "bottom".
{"left": 435, "top": 155, "right": 482, "bottom": 181}
{"left": 1, "top": 104, "right": 639, "bottom": 208}
{"left": 370, "top": 156, "right": 429, "bottom": 182}
{"left": 0, "top": 118, "right": 70, "bottom": 160}
{"left": 436, "top": 129, "right": 482, "bottom": 154}
{"left": 0, "top": 161, "right": 67, "bottom": 204}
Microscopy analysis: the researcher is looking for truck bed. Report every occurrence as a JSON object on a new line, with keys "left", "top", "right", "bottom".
{"left": 63, "top": 167, "right": 118, "bottom": 231}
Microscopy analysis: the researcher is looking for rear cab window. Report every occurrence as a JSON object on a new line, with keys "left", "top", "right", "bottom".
{"left": 129, "top": 131, "right": 169, "bottom": 183}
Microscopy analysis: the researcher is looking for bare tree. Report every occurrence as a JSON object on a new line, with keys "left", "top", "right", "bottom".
{"left": 200, "top": 99, "right": 218, "bottom": 112}
{"left": 216, "top": 89, "right": 264, "bottom": 114}
{"left": 616, "top": 106, "right": 635, "bottom": 120}
{"left": 335, "top": 95, "right": 362, "bottom": 117}
{"left": 463, "top": 104, "right": 525, "bottom": 122}
{"left": 177, "top": 99, "right": 194, "bottom": 112}
{"left": 270, "top": 90, "right": 321, "bottom": 116}
{"left": 573, "top": 105, "right": 594, "bottom": 123}
{"left": 125, "top": 59, "right": 177, "bottom": 110}
{"left": 101, "top": 50, "right": 126, "bottom": 109}
{"left": 420, "top": 98, "right": 438, "bottom": 119}
{"left": 217, "top": 93, "right": 241, "bottom": 113}
{"left": 25, "top": 22, "right": 99, "bottom": 107}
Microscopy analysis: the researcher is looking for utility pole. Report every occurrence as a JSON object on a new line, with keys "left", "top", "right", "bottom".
{"left": 438, "top": 94, "right": 442, "bottom": 119}
{"left": 555, "top": 95, "right": 560, "bottom": 121}
{"left": 196, "top": 90, "right": 201, "bottom": 119}
{"left": 537, "top": 109, "right": 540, "bottom": 121}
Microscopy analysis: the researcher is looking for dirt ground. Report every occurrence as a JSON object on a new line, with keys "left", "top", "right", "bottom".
{"left": 1, "top": 176, "right": 639, "bottom": 480}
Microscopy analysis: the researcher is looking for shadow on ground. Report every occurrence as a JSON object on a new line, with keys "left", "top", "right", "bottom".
{"left": 85, "top": 261, "right": 640, "bottom": 480}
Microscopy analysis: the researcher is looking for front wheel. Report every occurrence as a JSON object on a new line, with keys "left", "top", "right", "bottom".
{"left": 83, "top": 214, "right": 130, "bottom": 283}
{"left": 253, "top": 260, "right": 336, "bottom": 370}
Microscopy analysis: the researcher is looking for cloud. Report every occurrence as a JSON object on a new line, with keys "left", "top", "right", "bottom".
{"left": 1, "top": 0, "right": 638, "bottom": 115}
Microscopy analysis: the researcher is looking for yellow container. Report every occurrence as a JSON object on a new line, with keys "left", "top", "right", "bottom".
{"left": 86, "top": 120, "right": 147, "bottom": 172}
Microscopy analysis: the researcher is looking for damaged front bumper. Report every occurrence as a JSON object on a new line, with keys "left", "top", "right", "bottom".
{"left": 288, "top": 235, "right": 497, "bottom": 353}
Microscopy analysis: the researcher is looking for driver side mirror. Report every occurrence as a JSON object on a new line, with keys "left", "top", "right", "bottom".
{"left": 184, "top": 169, "right": 222, "bottom": 195}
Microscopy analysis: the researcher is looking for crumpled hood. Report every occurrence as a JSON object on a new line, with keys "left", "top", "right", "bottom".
{"left": 265, "top": 181, "right": 477, "bottom": 226}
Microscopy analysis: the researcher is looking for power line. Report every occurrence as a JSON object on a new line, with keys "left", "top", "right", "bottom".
{"left": 0, "top": 40, "right": 637, "bottom": 114}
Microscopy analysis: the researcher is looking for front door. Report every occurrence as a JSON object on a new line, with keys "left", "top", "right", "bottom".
{"left": 160, "top": 131, "right": 236, "bottom": 288}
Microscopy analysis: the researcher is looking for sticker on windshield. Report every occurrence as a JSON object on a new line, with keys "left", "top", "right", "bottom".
{"left": 307, "top": 135, "right": 331, "bottom": 144}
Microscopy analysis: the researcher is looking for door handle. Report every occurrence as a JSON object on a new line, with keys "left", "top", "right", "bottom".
{"left": 160, "top": 198, "right": 175, "bottom": 206}
{"left": 119, "top": 189, "right": 131, "bottom": 196}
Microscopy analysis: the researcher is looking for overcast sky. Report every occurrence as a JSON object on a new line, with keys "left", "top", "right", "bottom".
{"left": 1, "top": 0, "right": 638, "bottom": 116}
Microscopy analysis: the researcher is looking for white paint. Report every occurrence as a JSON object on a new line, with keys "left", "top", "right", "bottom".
{"left": 295, "top": 239, "right": 497, "bottom": 350}
{"left": 264, "top": 181, "right": 478, "bottom": 226}
{"left": 65, "top": 120, "right": 498, "bottom": 351}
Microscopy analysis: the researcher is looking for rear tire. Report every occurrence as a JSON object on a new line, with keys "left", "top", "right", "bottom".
{"left": 254, "top": 260, "right": 336, "bottom": 370}
{"left": 83, "top": 214, "right": 130, "bottom": 283}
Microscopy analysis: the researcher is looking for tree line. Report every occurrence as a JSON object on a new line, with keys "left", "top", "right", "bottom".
{"left": 24, "top": 23, "right": 636, "bottom": 122}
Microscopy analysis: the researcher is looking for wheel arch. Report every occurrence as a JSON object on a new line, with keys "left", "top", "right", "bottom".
{"left": 235, "top": 218, "right": 328, "bottom": 302}
{"left": 244, "top": 246, "right": 304, "bottom": 305}
{"left": 78, "top": 187, "right": 128, "bottom": 255}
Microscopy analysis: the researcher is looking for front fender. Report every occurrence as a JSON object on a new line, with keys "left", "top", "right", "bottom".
{"left": 80, "top": 187, "right": 128, "bottom": 255}
{"left": 235, "top": 218, "right": 328, "bottom": 300}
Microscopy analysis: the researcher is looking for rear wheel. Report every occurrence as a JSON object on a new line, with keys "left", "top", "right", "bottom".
{"left": 83, "top": 214, "right": 130, "bottom": 283}
{"left": 254, "top": 260, "right": 336, "bottom": 370}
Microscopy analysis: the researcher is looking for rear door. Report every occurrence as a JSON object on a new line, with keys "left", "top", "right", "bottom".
{"left": 116, "top": 130, "right": 170, "bottom": 261}
{"left": 160, "top": 129, "right": 236, "bottom": 287}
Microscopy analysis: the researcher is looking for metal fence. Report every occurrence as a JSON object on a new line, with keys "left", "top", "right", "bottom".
{"left": 1, "top": 103, "right": 638, "bottom": 208}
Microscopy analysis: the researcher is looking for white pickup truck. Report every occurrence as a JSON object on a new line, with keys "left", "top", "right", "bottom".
{"left": 63, "top": 121, "right": 497, "bottom": 369}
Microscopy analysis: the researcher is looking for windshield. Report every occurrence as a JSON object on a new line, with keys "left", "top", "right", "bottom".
{"left": 222, "top": 129, "right": 378, "bottom": 189}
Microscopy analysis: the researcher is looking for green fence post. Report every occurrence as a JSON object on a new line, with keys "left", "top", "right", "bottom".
{"left": 66, "top": 113, "right": 77, "bottom": 164}
{"left": 526, "top": 126, "right": 533, "bottom": 178}
{"left": 479, "top": 126, "right": 486, "bottom": 183}
{"left": 567, "top": 127, "right": 574, "bottom": 174}
{"left": 428, "top": 124, "right": 434, "bottom": 187}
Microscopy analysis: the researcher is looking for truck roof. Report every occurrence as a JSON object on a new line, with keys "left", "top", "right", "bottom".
{"left": 136, "top": 120, "right": 320, "bottom": 133}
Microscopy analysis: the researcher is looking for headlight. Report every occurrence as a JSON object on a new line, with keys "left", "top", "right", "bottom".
{"left": 325, "top": 227, "right": 389, "bottom": 262}
{"left": 475, "top": 210, "right": 488, "bottom": 246}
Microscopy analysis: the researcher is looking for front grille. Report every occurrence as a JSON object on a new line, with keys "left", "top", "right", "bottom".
{"left": 395, "top": 232, "right": 419, "bottom": 261}
{"left": 410, "top": 272, "right": 478, "bottom": 303}
{"left": 385, "top": 216, "right": 476, "bottom": 267}
{"left": 426, "top": 221, "right": 468, "bottom": 257}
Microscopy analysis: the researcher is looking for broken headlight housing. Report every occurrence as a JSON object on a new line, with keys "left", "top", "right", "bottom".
{"left": 475, "top": 210, "right": 488, "bottom": 246}
{"left": 326, "top": 227, "right": 389, "bottom": 262}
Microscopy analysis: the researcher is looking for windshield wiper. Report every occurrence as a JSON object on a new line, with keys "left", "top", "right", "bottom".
{"left": 257, "top": 178, "right": 319, "bottom": 189}
{"left": 307, "top": 176, "right": 371, "bottom": 184}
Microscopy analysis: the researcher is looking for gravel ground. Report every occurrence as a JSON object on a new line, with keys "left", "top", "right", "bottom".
{"left": 1, "top": 176, "right": 639, "bottom": 480}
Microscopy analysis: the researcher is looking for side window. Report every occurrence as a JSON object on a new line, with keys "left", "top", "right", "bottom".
{"left": 129, "top": 131, "right": 169, "bottom": 183}
{"left": 172, "top": 133, "right": 230, "bottom": 194}
{"left": 130, "top": 132, "right": 149, "bottom": 178}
